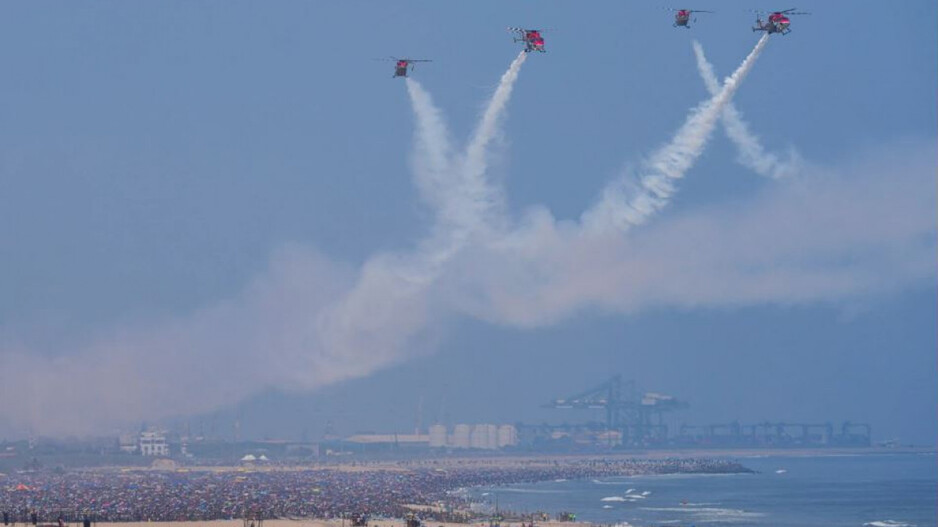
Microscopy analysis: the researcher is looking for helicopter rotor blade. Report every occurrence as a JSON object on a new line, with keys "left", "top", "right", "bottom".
{"left": 507, "top": 26, "right": 556, "bottom": 33}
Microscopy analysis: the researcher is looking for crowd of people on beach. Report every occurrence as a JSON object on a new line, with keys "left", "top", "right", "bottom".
{"left": 0, "top": 458, "right": 748, "bottom": 523}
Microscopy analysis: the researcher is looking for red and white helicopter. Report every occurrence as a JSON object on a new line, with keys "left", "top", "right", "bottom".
{"left": 381, "top": 57, "right": 432, "bottom": 78}
{"left": 671, "top": 9, "right": 714, "bottom": 28}
{"left": 752, "top": 8, "right": 809, "bottom": 35}
{"left": 508, "top": 27, "right": 547, "bottom": 53}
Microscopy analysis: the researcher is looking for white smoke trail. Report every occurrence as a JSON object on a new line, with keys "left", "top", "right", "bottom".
{"left": 458, "top": 51, "right": 528, "bottom": 231}
{"left": 466, "top": 51, "right": 528, "bottom": 170}
{"left": 692, "top": 40, "right": 801, "bottom": 179}
{"left": 270, "top": 54, "right": 534, "bottom": 412}
{"left": 405, "top": 78, "right": 454, "bottom": 212}
{"left": 403, "top": 78, "right": 463, "bottom": 279}
{"left": 582, "top": 34, "right": 770, "bottom": 233}
{"left": 441, "top": 140, "right": 936, "bottom": 328}
{"left": 403, "top": 53, "right": 528, "bottom": 275}
{"left": 318, "top": 55, "right": 533, "bottom": 374}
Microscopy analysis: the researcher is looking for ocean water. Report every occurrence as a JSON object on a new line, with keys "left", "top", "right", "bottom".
{"left": 468, "top": 453, "right": 937, "bottom": 527}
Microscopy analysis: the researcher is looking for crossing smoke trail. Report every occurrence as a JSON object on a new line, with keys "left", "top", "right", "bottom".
{"left": 403, "top": 52, "right": 528, "bottom": 273}
{"left": 318, "top": 53, "right": 533, "bottom": 376}
{"left": 279, "top": 52, "right": 535, "bottom": 407}
{"left": 582, "top": 34, "right": 771, "bottom": 233}
{"left": 692, "top": 40, "right": 801, "bottom": 179}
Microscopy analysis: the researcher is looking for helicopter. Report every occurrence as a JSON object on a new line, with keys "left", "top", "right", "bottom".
{"left": 508, "top": 27, "right": 547, "bottom": 53}
{"left": 753, "top": 8, "right": 809, "bottom": 35}
{"left": 380, "top": 57, "right": 432, "bottom": 78}
{"left": 671, "top": 9, "right": 714, "bottom": 28}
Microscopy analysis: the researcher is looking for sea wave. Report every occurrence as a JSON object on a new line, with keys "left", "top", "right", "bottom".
{"left": 491, "top": 487, "right": 564, "bottom": 494}
{"left": 642, "top": 506, "right": 766, "bottom": 523}
{"left": 601, "top": 496, "right": 627, "bottom": 502}
{"left": 626, "top": 472, "right": 746, "bottom": 480}
{"left": 592, "top": 478, "right": 629, "bottom": 485}
{"left": 864, "top": 521, "right": 915, "bottom": 527}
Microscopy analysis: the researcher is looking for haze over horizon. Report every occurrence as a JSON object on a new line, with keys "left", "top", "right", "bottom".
{"left": 0, "top": 1, "right": 934, "bottom": 445}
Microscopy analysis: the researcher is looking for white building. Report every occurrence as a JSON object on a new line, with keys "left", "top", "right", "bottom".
{"left": 469, "top": 424, "right": 499, "bottom": 449}
{"left": 497, "top": 425, "right": 518, "bottom": 447}
{"left": 443, "top": 423, "right": 517, "bottom": 449}
{"left": 469, "top": 425, "right": 489, "bottom": 449}
{"left": 486, "top": 424, "right": 498, "bottom": 449}
{"left": 139, "top": 431, "right": 169, "bottom": 457}
{"left": 428, "top": 424, "right": 448, "bottom": 448}
{"left": 452, "top": 424, "right": 471, "bottom": 448}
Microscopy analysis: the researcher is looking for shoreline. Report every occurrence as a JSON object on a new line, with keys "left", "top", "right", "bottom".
{"left": 2, "top": 446, "right": 926, "bottom": 475}
{"left": 52, "top": 446, "right": 933, "bottom": 474}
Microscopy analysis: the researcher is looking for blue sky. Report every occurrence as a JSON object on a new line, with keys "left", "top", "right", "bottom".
{"left": 0, "top": 1, "right": 934, "bottom": 443}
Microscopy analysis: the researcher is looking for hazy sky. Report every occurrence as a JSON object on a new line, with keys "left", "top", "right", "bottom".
{"left": 0, "top": 1, "right": 935, "bottom": 444}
